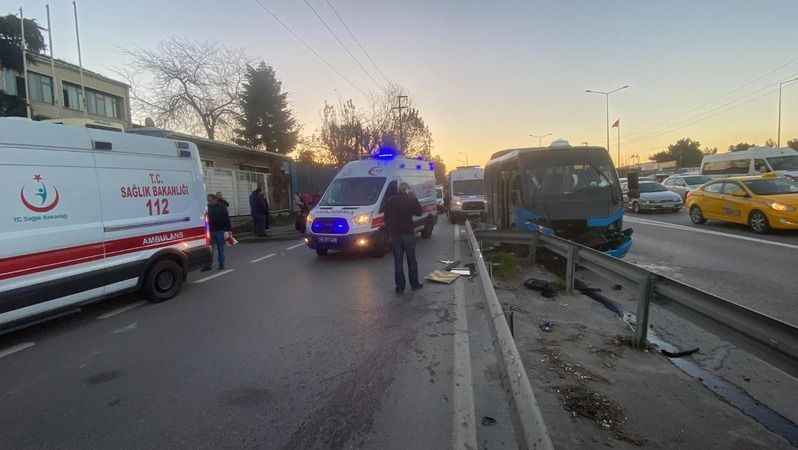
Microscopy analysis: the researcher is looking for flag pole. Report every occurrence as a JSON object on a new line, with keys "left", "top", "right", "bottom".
{"left": 46, "top": 4, "right": 59, "bottom": 107}
{"left": 617, "top": 120, "right": 621, "bottom": 168}
{"left": 19, "top": 8, "right": 32, "bottom": 119}
{"left": 72, "top": 1, "right": 87, "bottom": 116}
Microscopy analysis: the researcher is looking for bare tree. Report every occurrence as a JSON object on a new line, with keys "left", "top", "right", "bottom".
{"left": 121, "top": 37, "right": 249, "bottom": 140}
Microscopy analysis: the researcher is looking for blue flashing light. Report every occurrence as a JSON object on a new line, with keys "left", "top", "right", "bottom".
{"left": 400, "top": 163, "right": 406, "bottom": 168}
{"left": 429, "top": 162, "right": 435, "bottom": 171}
{"left": 416, "top": 164, "right": 422, "bottom": 170}
{"left": 372, "top": 145, "right": 398, "bottom": 160}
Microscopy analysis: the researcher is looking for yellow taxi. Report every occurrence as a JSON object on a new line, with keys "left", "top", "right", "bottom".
{"left": 686, "top": 173, "right": 798, "bottom": 234}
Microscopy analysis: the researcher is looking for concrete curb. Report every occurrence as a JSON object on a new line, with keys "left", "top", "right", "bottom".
{"left": 463, "top": 221, "right": 554, "bottom": 450}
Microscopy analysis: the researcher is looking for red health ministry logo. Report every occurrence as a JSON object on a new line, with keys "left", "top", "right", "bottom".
{"left": 20, "top": 174, "right": 60, "bottom": 213}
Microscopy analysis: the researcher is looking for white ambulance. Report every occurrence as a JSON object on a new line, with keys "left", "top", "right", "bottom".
{"left": 305, "top": 152, "right": 438, "bottom": 256}
{"left": 0, "top": 118, "right": 211, "bottom": 332}
{"left": 448, "top": 166, "right": 486, "bottom": 223}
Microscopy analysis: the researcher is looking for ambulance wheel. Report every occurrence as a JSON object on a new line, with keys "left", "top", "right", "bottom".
{"left": 143, "top": 259, "right": 184, "bottom": 303}
{"left": 421, "top": 218, "right": 434, "bottom": 239}
{"left": 316, "top": 248, "right": 328, "bottom": 256}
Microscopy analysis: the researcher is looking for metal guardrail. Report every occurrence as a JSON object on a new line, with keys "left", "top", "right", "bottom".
{"left": 464, "top": 222, "right": 554, "bottom": 450}
{"left": 473, "top": 227, "right": 798, "bottom": 380}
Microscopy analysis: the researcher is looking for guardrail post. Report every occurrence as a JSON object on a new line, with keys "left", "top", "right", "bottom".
{"left": 634, "top": 275, "right": 655, "bottom": 348}
{"left": 565, "top": 246, "right": 576, "bottom": 294}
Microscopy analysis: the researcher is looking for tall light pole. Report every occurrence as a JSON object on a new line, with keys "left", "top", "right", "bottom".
{"left": 778, "top": 76, "right": 798, "bottom": 148}
{"left": 529, "top": 132, "right": 552, "bottom": 147}
{"left": 586, "top": 85, "right": 630, "bottom": 165}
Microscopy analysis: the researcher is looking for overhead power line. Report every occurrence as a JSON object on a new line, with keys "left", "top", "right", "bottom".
{"left": 624, "top": 81, "right": 784, "bottom": 145}
{"left": 301, "top": 0, "right": 384, "bottom": 92}
{"left": 324, "top": 0, "right": 393, "bottom": 87}
{"left": 624, "top": 57, "right": 798, "bottom": 145}
{"left": 253, "top": 0, "right": 368, "bottom": 98}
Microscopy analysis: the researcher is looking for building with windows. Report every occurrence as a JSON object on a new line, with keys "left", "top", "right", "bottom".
{"left": 0, "top": 54, "right": 131, "bottom": 128}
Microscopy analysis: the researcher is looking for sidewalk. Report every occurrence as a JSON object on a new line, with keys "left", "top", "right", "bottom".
{"left": 235, "top": 225, "right": 303, "bottom": 243}
{"left": 487, "top": 261, "right": 793, "bottom": 449}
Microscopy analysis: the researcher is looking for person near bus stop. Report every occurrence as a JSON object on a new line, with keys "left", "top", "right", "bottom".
{"left": 205, "top": 194, "right": 231, "bottom": 271}
{"left": 385, "top": 182, "right": 423, "bottom": 293}
{"left": 250, "top": 186, "right": 268, "bottom": 236}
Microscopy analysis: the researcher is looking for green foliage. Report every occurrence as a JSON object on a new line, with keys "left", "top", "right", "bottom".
{"left": 432, "top": 155, "right": 447, "bottom": 185}
{"left": 728, "top": 142, "right": 754, "bottom": 152}
{"left": 0, "top": 14, "right": 46, "bottom": 73}
{"left": 648, "top": 138, "right": 708, "bottom": 167}
{"left": 488, "top": 251, "right": 519, "bottom": 280}
{"left": 234, "top": 62, "right": 298, "bottom": 154}
{"left": 764, "top": 138, "right": 776, "bottom": 148}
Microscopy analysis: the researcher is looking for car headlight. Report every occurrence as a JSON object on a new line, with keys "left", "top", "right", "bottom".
{"left": 455, "top": 200, "right": 463, "bottom": 206}
{"left": 770, "top": 202, "right": 796, "bottom": 212}
{"left": 353, "top": 213, "right": 370, "bottom": 225}
{"left": 306, "top": 213, "right": 314, "bottom": 224}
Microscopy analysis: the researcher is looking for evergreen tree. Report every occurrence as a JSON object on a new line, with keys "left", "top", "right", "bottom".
{"left": 235, "top": 62, "right": 298, "bottom": 154}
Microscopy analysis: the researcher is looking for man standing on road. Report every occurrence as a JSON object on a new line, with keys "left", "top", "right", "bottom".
{"left": 250, "top": 186, "right": 268, "bottom": 237}
{"left": 385, "top": 182, "right": 423, "bottom": 293}
{"left": 205, "top": 194, "right": 231, "bottom": 271}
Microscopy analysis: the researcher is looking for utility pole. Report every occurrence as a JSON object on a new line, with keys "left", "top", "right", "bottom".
{"left": 391, "top": 95, "right": 408, "bottom": 153}
{"left": 458, "top": 152, "right": 469, "bottom": 166}
{"left": 777, "top": 76, "right": 798, "bottom": 148}
{"left": 19, "top": 8, "right": 32, "bottom": 119}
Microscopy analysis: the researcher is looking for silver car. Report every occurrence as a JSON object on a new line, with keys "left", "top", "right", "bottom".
{"left": 628, "top": 181, "right": 683, "bottom": 213}
{"left": 662, "top": 175, "right": 713, "bottom": 201}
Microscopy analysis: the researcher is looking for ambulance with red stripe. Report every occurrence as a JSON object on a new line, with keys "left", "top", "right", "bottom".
{"left": 0, "top": 118, "right": 211, "bottom": 332}
{"left": 305, "top": 149, "right": 438, "bottom": 256}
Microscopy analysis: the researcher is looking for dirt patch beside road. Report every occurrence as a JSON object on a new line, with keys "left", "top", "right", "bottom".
{"left": 498, "top": 265, "right": 793, "bottom": 450}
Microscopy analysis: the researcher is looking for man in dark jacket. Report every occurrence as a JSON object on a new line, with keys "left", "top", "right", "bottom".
{"left": 384, "top": 182, "right": 423, "bottom": 293}
{"left": 250, "top": 187, "right": 268, "bottom": 236}
{"left": 206, "top": 194, "right": 232, "bottom": 270}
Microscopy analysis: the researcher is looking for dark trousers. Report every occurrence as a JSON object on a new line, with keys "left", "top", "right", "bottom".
{"left": 211, "top": 231, "right": 226, "bottom": 267}
{"left": 253, "top": 214, "right": 266, "bottom": 236}
{"left": 392, "top": 233, "right": 420, "bottom": 290}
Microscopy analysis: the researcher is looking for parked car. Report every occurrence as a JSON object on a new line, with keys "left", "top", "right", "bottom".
{"left": 628, "top": 181, "right": 683, "bottom": 213}
{"left": 662, "top": 174, "right": 713, "bottom": 200}
{"left": 686, "top": 174, "right": 798, "bottom": 234}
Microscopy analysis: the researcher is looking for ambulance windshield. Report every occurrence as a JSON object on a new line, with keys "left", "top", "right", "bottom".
{"left": 319, "top": 177, "right": 387, "bottom": 206}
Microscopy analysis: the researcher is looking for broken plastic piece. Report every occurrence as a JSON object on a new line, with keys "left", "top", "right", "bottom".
{"left": 524, "top": 278, "right": 557, "bottom": 298}
{"left": 481, "top": 416, "right": 497, "bottom": 426}
{"left": 660, "top": 347, "right": 699, "bottom": 358}
{"left": 540, "top": 320, "right": 554, "bottom": 332}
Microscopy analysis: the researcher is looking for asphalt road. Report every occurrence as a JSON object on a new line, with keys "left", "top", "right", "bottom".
{"left": 624, "top": 210, "right": 798, "bottom": 325}
{"left": 0, "top": 223, "right": 462, "bottom": 449}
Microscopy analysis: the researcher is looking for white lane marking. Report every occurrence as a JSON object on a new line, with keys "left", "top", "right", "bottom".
{"left": 625, "top": 216, "right": 798, "bottom": 251}
{"left": 112, "top": 322, "right": 138, "bottom": 334}
{"left": 97, "top": 301, "right": 146, "bottom": 320}
{"left": 0, "top": 342, "right": 36, "bottom": 360}
{"left": 193, "top": 269, "right": 234, "bottom": 284}
{"left": 286, "top": 242, "right": 305, "bottom": 250}
{"left": 450, "top": 224, "right": 478, "bottom": 449}
{"left": 250, "top": 253, "right": 277, "bottom": 263}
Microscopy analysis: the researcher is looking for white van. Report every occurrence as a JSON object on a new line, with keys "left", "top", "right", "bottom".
{"left": 700, "top": 148, "right": 798, "bottom": 180}
{"left": 0, "top": 118, "right": 211, "bottom": 332}
{"left": 305, "top": 153, "right": 438, "bottom": 256}
{"left": 448, "top": 166, "right": 486, "bottom": 223}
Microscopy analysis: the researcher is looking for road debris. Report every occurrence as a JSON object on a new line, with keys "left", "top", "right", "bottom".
{"left": 425, "top": 270, "right": 460, "bottom": 284}
{"left": 540, "top": 320, "right": 554, "bottom": 333}
{"left": 558, "top": 384, "right": 645, "bottom": 446}
{"left": 524, "top": 277, "right": 558, "bottom": 298}
{"left": 661, "top": 347, "right": 700, "bottom": 358}
{"left": 481, "top": 416, "right": 497, "bottom": 426}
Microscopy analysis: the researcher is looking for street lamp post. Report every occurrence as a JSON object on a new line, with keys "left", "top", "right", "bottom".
{"left": 778, "top": 76, "right": 798, "bottom": 148}
{"left": 529, "top": 132, "right": 552, "bottom": 147}
{"left": 586, "top": 85, "right": 630, "bottom": 165}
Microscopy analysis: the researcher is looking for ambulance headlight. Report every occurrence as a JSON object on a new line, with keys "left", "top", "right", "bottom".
{"left": 353, "top": 213, "right": 370, "bottom": 225}
{"left": 306, "top": 213, "right": 314, "bottom": 225}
